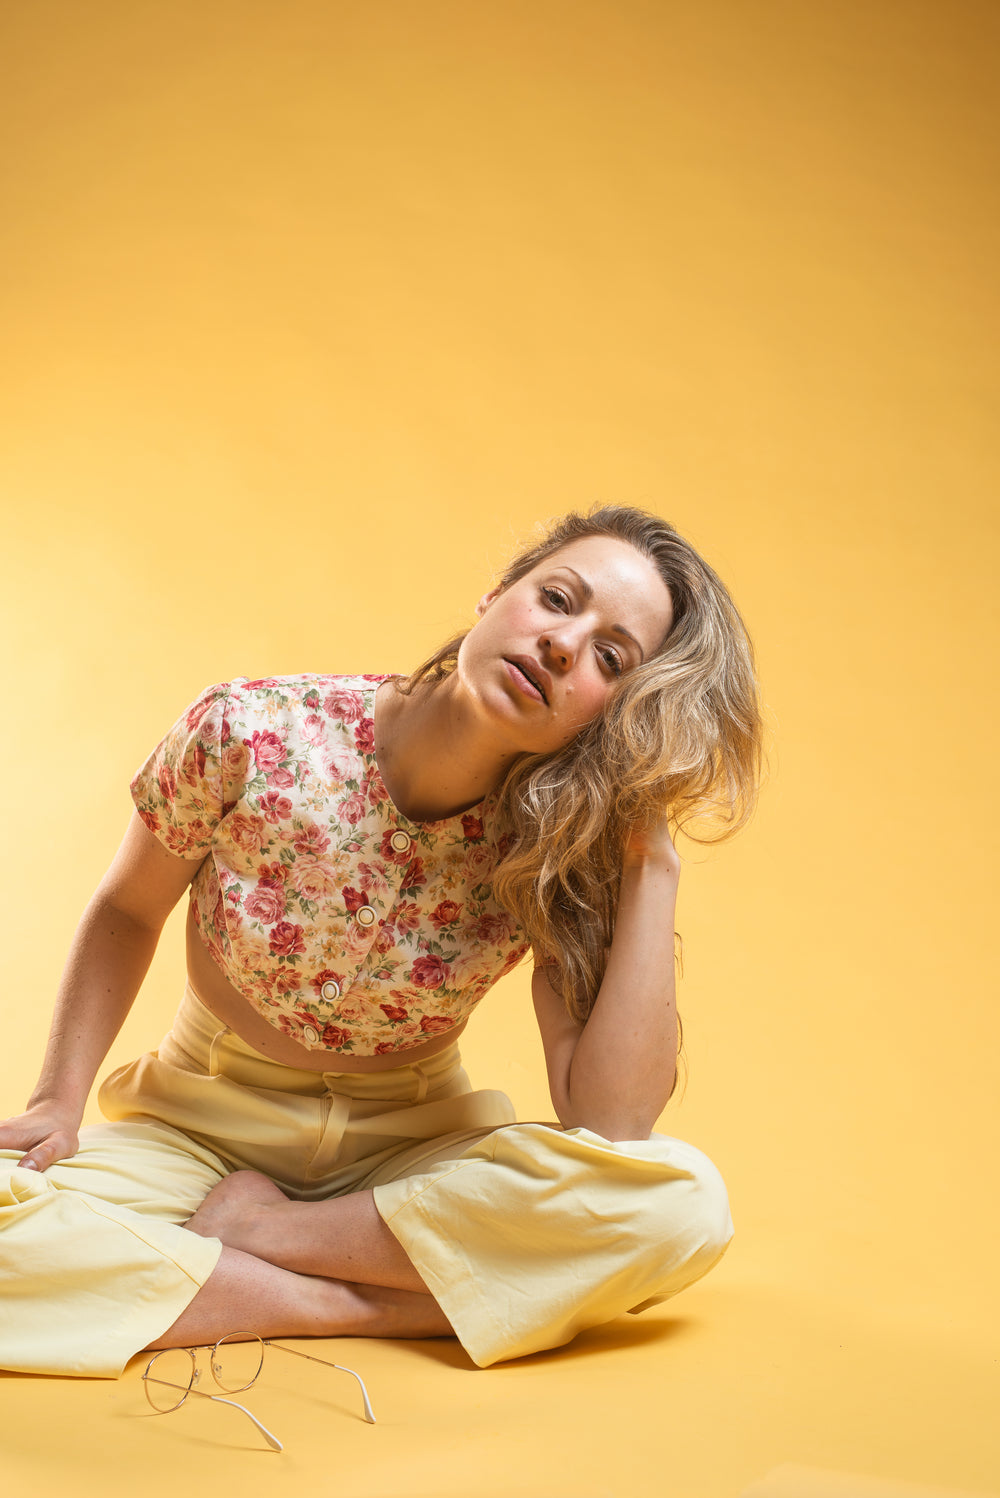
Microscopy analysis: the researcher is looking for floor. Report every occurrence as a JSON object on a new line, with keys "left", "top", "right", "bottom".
{"left": 5, "top": 1247, "right": 997, "bottom": 1498}
{"left": 3, "top": 2, "right": 999, "bottom": 1494}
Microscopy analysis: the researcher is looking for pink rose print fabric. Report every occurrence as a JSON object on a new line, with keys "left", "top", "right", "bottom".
{"left": 131, "top": 675, "right": 530, "bottom": 1055}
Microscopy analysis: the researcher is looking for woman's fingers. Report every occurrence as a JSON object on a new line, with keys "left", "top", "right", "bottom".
{"left": 17, "top": 1131, "right": 79, "bottom": 1171}
{"left": 0, "top": 1112, "right": 81, "bottom": 1170}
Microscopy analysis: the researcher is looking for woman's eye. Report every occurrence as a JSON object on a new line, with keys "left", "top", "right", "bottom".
{"left": 599, "top": 647, "right": 624, "bottom": 677}
{"left": 541, "top": 586, "right": 569, "bottom": 611}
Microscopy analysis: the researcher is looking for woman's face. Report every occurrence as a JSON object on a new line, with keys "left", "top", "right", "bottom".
{"left": 457, "top": 534, "right": 674, "bottom": 757}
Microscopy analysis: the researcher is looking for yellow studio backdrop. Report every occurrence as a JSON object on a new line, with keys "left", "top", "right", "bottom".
{"left": 1, "top": 4, "right": 997, "bottom": 1497}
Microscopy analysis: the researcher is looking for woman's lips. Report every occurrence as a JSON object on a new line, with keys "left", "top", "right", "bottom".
{"left": 504, "top": 658, "right": 548, "bottom": 703}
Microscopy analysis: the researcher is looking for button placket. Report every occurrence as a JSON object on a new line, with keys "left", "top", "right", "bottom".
{"left": 320, "top": 814, "right": 412, "bottom": 1014}
{"left": 344, "top": 823, "right": 392, "bottom": 937}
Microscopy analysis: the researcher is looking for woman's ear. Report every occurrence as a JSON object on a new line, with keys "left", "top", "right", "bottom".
{"left": 476, "top": 586, "right": 501, "bottom": 618}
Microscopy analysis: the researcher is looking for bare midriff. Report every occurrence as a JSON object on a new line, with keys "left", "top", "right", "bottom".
{"left": 185, "top": 908, "right": 468, "bottom": 1073}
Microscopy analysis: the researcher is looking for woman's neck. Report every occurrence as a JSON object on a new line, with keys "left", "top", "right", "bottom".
{"left": 375, "top": 676, "right": 518, "bottom": 824}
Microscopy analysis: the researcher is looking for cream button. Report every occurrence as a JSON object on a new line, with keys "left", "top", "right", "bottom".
{"left": 390, "top": 830, "right": 412, "bottom": 853}
{"left": 303, "top": 1024, "right": 320, "bottom": 1044}
{"left": 321, "top": 980, "right": 340, "bottom": 1002}
{"left": 356, "top": 905, "right": 377, "bottom": 927}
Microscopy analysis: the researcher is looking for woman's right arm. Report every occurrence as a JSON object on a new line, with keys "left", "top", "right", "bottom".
{"left": 0, "top": 811, "right": 204, "bottom": 1171}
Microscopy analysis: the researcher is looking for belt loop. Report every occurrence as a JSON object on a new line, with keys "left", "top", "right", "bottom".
{"left": 411, "top": 1062, "right": 429, "bottom": 1104}
{"left": 208, "top": 1025, "right": 231, "bottom": 1078}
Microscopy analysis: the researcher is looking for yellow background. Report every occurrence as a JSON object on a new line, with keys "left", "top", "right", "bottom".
{"left": 1, "top": 3, "right": 997, "bottom": 1496}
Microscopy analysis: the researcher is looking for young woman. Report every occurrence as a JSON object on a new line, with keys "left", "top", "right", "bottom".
{"left": 0, "top": 506, "right": 761, "bottom": 1376}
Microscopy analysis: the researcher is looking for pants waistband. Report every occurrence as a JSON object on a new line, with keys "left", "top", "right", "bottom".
{"left": 169, "top": 982, "right": 465, "bottom": 1106}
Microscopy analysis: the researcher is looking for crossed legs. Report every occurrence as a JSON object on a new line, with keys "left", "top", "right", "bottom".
{"left": 145, "top": 1171, "right": 453, "bottom": 1350}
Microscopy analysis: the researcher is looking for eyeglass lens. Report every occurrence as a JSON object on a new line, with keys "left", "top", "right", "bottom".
{"left": 210, "top": 1333, "right": 266, "bottom": 1393}
{"left": 143, "top": 1348, "right": 196, "bottom": 1412}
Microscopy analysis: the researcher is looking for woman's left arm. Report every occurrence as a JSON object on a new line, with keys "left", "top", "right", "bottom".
{"left": 532, "top": 815, "right": 679, "bottom": 1142}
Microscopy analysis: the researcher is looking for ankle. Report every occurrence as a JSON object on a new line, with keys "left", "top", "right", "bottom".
{"left": 295, "top": 1276, "right": 373, "bottom": 1337}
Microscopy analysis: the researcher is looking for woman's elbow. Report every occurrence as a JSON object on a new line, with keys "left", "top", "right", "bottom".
{"left": 553, "top": 1094, "right": 669, "bottom": 1143}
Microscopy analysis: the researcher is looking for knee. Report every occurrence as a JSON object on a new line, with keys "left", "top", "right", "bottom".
{"left": 635, "top": 1136, "right": 734, "bottom": 1288}
{"left": 681, "top": 1145, "right": 734, "bottom": 1267}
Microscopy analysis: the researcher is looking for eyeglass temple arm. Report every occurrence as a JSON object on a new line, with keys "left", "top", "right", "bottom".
{"left": 265, "top": 1341, "right": 377, "bottom": 1423}
{"left": 146, "top": 1378, "right": 284, "bottom": 1452}
{"left": 206, "top": 1391, "right": 284, "bottom": 1451}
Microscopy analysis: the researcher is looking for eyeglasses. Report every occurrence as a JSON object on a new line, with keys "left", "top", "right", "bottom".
{"left": 142, "top": 1334, "right": 377, "bottom": 1452}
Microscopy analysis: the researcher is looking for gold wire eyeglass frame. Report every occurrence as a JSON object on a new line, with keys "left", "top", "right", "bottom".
{"left": 142, "top": 1333, "right": 377, "bottom": 1452}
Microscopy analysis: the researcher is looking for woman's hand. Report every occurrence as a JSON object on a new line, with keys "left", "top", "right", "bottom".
{"left": 0, "top": 1102, "right": 82, "bottom": 1171}
{"left": 1, "top": 813, "right": 202, "bottom": 1176}
{"left": 622, "top": 806, "right": 681, "bottom": 876}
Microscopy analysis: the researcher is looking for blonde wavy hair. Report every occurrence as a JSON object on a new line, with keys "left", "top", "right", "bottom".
{"left": 401, "top": 506, "right": 763, "bottom": 1024}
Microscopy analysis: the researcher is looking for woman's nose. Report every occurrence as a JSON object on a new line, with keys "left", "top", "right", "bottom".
{"left": 540, "top": 622, "right": 580, "bottom": 668}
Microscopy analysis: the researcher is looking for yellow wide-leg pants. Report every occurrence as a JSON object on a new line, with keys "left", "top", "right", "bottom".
{"left": 0, "top": 986, "right": 733, "bottom": 1376}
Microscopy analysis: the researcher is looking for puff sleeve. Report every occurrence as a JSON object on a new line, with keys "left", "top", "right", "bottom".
{"left": 130, "top": 683, "right": 231, "bottom": 859}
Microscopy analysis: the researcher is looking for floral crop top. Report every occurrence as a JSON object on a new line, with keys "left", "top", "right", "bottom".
{"left": 131, "top": 675, "right": 530, "bottom": 1056}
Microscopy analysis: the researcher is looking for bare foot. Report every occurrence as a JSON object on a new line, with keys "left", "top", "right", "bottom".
{"left": 186, "top": 1169, "right": 289, "bottom": 1244}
